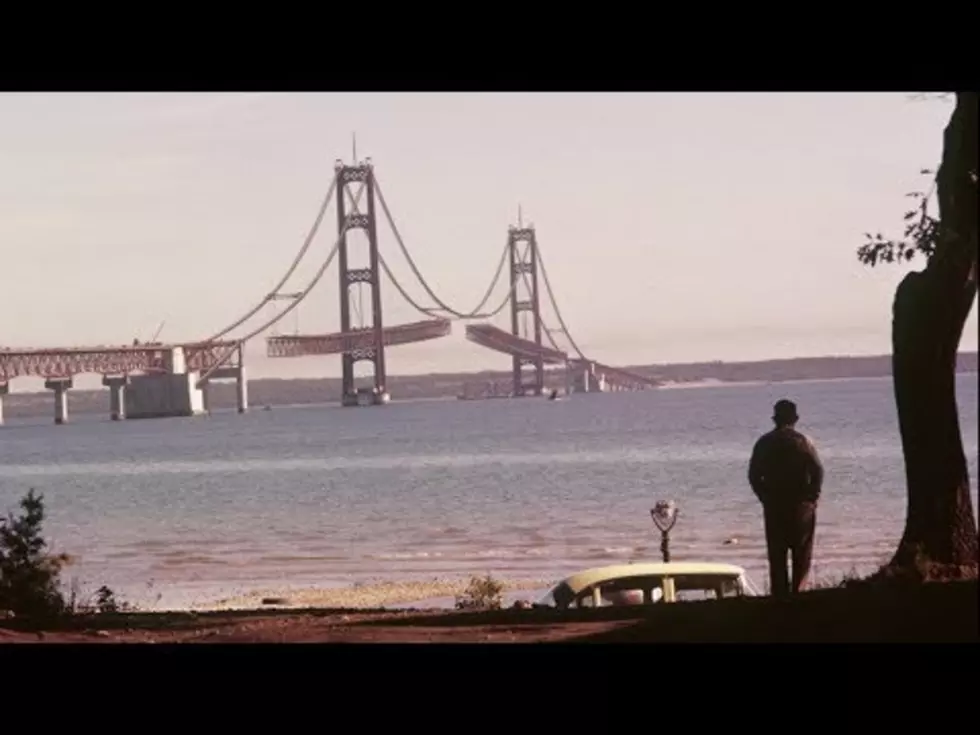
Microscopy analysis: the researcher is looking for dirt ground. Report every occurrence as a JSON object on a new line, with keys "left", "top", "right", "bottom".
{"left": 0, "top": 608, "right": 638, "bottom": 643}
{"left": 2, "top": 578, "right": 977, "bottom": 643}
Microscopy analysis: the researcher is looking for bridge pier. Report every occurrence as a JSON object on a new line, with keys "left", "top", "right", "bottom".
{"left": 202, "top": 364, "right": 249, "bottom": 414}
{"left": 236, "top": 365, "right": 248, "bottom": 414}
{"left": 45, "top": 377, "right": 72, "bottom": 425}
{"left": 102, "top": 375, "right": 129, "bottom": 420}
{"left": 571, "top": 361, "right": 608, "bottom": 393}
{"left": 0, "top": 381, "right": 7, "bottom": 425}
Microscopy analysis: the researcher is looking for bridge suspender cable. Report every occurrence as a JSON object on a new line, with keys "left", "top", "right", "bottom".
{"left": 378, "top": 242, "right": 516, "bottom": 321}
{"left": 195, "top": 161, "right": 594, "bottom": 386}
{"left": 534, "top": 243, "right": 589, "bottom": 360}
{"left": 375, "top": 172, "right": 587, "bottom": 359}
{"left": 203, "top": 173, "right": 340, "bottom": 343}
{"left": 195, "top": 181, "right": 368, "bottom": 385}
{"left": 341, "top": 175, "right": 519, "bottom": 321}
{"left": 373, "top": 175, "right": 515, "bottom": 320}
{"left": 509, "top": 237, "right": 589, "bottom": 361}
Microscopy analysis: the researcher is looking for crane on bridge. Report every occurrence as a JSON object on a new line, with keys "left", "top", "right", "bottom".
{"left": 0, "top": 151, "right": 662, "bottom": 424}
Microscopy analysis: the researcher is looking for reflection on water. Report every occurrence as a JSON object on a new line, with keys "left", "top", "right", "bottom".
{"left": 0, "top": 375, "right": 976, "bottom": 610}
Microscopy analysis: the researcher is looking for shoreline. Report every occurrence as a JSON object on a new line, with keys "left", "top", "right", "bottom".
{"left": 102, "top": 551, "right": 895, "bottom": 614}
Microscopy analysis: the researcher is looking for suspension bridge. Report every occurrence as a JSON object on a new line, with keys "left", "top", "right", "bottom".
{"left": 0, "top": 154, "right": 661, "bottom": 425}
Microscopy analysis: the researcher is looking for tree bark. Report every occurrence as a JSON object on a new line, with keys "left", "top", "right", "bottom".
{"left": 887, "top": 92, "right": 978, "bottom": 574}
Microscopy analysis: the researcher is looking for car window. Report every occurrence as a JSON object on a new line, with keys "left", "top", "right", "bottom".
{"left": 575, "top": 577, "right": 665, "bottom": 607}
{"left": 671, "top": 575, "right": 744, "bottom": 600}
{"left": 675, "top": 588, "right": 717, "bottom": 601}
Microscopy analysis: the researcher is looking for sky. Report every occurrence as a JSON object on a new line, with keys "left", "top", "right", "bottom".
{"left": 0, "top": 92, "right": 975, "bottom": 390}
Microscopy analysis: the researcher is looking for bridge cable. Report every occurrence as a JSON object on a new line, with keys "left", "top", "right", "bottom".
{"left": 203, "top": 172, "right": 339, "bottom": 343}
{"left": 533, "top": 242, "right": 658, "bottom": 385}
{"left": 339, "top": 176, "right": 520, "bottom": 321}
{"left": 532, "top": 240, "right": 590, "bottom": 360}
{"left": 195, "top": 181, "right": 368, "bottom": 384}
{"left": 505, "top": 237, "right": 577, "bottom": 357}
{"left": 378, "top": 250, "right": 515, "bottom": 322}
{"left": 515, "top": 258, "right": 654, "bottom": 385}
{"left": 373, "top": 175, "right": 513, "bottom": 320}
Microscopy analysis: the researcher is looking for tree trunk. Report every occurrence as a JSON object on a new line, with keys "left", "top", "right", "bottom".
{"left": 887, "top": 92, "right": 978, "bottom": 575}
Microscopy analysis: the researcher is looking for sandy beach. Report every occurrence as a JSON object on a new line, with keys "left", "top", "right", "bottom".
{"left": 198, "top": 577, "right": 551, "bottom": 612}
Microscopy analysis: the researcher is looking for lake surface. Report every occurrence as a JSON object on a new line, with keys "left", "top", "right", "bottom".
{"left": 1, "top": 374, "right": 976, "bottom": 610}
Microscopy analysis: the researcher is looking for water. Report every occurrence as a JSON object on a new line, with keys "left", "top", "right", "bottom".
{"left": 0, "top": 375, "right": 976, "bottom": 610}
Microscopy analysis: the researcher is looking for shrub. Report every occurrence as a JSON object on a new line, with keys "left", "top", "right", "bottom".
{"left": 455, "top": 573, "right": 504, "bottom": 610}
{"left": 0, "top": 490, "right": 70, "bottom": 619}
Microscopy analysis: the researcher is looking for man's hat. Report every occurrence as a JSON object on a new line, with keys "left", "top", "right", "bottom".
{"left": 773, "top": 399, "right": 798, "bottom": 423}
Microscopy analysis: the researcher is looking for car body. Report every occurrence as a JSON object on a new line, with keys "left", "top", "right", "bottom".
{"left": 534, "top": 561, "right": 760, "bottom": 609}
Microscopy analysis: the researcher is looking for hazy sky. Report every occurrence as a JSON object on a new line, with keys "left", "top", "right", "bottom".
{"left": 1, "top": 92, "right": 975, "bottom": 388}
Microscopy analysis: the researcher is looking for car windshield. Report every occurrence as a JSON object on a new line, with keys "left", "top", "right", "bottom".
{"left": 536, "top": 582, "right": 574, "bottom": 608}
{"left": 536, "top": 589, "right": 558, "bottom": 607}
{"left": 739, "top": 575, "right": 761, "bottom": 596}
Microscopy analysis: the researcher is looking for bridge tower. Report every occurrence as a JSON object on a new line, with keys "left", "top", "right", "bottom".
{"left": 508, "top": 223, "right": 545, "bottom": 397}
{"left": 335, "top": 158, "right": 388, "bottom": 406}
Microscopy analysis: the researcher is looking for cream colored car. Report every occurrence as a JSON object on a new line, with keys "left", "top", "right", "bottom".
{"left": 534, "top": 562, "right": 760, "bottom": 609}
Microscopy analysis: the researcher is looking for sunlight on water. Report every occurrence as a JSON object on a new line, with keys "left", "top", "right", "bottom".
{"left": 0, "top": 442, "right": 909, "bottom": 477}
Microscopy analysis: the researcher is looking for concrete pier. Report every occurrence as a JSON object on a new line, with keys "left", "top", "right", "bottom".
{"left": 45, "top": 377, "right": 72, "bottom": 425}
{"left": 125, "top": 372, "right": 205, "bottom": 419}
{"left": 207, "top": 365, "right": 249, "bottom": 413}
{"left": 0, "top": 381, "right": 8, "bottom": 425}
{"left": 102, "top": 375, "right": 129, "bottom": 420}
{"left": 236, "top": 366, "right": 248, "bottom": 413}
{"left": 571, "top": 361, "right": 608, "bottom": 393}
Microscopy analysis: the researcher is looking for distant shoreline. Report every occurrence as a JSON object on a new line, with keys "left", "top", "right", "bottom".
{"left": 2, "top": 351, "right": 976, "bottom": 420}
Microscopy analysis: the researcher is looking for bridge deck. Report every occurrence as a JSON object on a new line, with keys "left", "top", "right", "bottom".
{"left": 0, "top": 341, "right": 241, "bottom": 381}
{"left": 266, "top": 318, "right": 451, "bottom": 357}
{"left": 465, "top": 324, "right": 660, "bottom": 387}
{"left": 1, "top": 322, "right": 658, "bottom": 388}
{"left": 465, "top": 324, "right": 568, "bottom": 364}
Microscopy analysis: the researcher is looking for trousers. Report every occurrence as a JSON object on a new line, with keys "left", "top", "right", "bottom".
{"left": 762, "top": 501, "right": 817, "bottom": 597}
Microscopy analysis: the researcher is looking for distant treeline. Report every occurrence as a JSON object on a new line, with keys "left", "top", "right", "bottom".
{"left": 2, "top": 352, "right": 976, "bottom": 419}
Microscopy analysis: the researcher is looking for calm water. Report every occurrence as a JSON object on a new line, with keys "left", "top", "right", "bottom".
{"left": 1, "top": 375, "right": 977, "bottom": 610}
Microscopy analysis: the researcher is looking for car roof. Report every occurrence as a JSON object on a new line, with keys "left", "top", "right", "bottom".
{"left": 559, "top": 562, "right": 748, "bottom": 595}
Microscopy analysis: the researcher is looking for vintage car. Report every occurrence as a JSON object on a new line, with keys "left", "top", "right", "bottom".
{"left": 533, "top": 561, "right": 760, "bottom": 609}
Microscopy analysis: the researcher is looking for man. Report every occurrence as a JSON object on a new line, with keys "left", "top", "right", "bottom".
{"left": 748, "top": 399, "right": 824, "bottom": 597}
